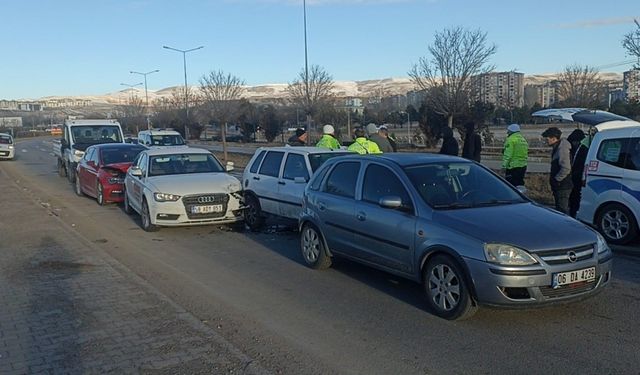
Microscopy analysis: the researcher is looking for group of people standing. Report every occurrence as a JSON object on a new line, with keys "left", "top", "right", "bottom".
{"left": 290, "top": 121, "right": 589, "bottom": 217}
{"left": 439, "top": 122, "right": 589, "bottom": 217}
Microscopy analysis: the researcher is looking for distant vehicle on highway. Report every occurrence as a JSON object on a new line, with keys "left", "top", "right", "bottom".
{"left": 300, "top": 153, "right": 612, "bottom": 320}
{"left": 124, "top": 147, "right": 243, "bottom": 232}
{"left": 534, "top": 108, "right": 640, "bottom": 244}
{"left": 0, "top": 133, "right": 15, "bottom": 160}
{"left": 137, "top": 129, "right": 186, "bottom": 148}
{"left": 74, "top": 143, "right": 146, "bottom": 205}
{"left": 242, "top": 146, "right": 351, "bottom": 231}
{"left": 53, "top": 119, "right": 125, "bottom": 183}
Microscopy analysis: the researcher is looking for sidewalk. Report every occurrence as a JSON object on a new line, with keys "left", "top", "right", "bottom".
{"left": 0, "top": 168, "right": 267, "bottom": 374}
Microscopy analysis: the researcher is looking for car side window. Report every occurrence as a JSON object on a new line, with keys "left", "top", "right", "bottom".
{"left": 362, "top": 164, "right": 412, "bottom": 210}
{"left": 138, "top": 154, "right": 148, "bottom": 176}
{"left": 259, "top": 151, "right": 284, "bottom": 177}
{"left": 309, "top": 164, "right": 330, "bottom": 191}
{"left": 83, "top": 148, "right": 94, "bottom": 161}
{"left": 621, "top": 137, "right": 640, "bottom": 171}
{"left": 249, "top": 151, "right": 267, "bottom": 173}
{"left": 324, "top": 162, "right": 360, "bottom": 198}
{"left": 597, "top": 138, "right": 630, "bottom": 169}
{"left": 283, "top": 153, "right": 309, "bottom": 181}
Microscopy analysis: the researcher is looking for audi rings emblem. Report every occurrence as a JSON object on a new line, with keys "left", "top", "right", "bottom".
{"left": 197, "top": 196, "right": 216, "bottom": 204}
{"left": 567, "top": 251, "right": 578, "bottom": 263}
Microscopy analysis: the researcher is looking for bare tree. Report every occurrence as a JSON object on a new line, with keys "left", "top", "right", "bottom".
{"left": 410, "top": 27, "right": 496, "bottom": 128}
{"left": 622, "top": 19, "right": 640, "bottom": 65}
{"left": 287, "top": 64, "right": 335, "bottom": 143}
{"left": 117, "top": 96, "right": 146, "bottom": 134}
{"left": 557, "top": 64, "right": 607, "bottom": 108}
{"left": 199, "top": 70, "right": 245, "bottom": 162}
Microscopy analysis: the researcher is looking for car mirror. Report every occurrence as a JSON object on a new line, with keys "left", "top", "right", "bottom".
{"left": 379, "top": 196, "right": 403, "bottom": 209}
{"left": 61, "top": 138, "right": 68, "bottom": 148}
{"left": 294, "top": 176, "right": 307, "bottom": 184}
{"left": 129, "top": 166, "right": 143, "bottom": 177}
{"left": 225, "top": 161, "right": 235, "bottom": 172}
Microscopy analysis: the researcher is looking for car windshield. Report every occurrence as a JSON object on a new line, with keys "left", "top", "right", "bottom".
{"left": 404, "top": 162, "right": 526, "bottom": 209}
{"left": 150, "top": 134, "right": 185, "bottom": 146}
{"left": 100, "top": 147, "right": 145, "bottom": 165}
{"left": 71, "top": 126, "right": 123, "bottom": 144}
{"left": 149, "top": 153, "right": 224, "bottom": 176}
{"left": 308, "top": 152, "right": 352, "bottom": 172}
{"left": 0, "top": 135, "right": 12, "bottom": 144}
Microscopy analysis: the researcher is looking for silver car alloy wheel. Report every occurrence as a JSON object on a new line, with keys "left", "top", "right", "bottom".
{"left": 142, "top": 202, "right": 150, "bottom": 228}
{"left": 602, "top": 209, "right": 629, "bottom": 240}
{"left": 302, "top": 227, "right": 320, "bottom": 263}
{"left": 428, "top": 264, "right": 461, "bottom": 311}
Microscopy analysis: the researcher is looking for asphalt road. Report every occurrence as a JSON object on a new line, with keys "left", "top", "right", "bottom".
{"left": 2, "top": 138, "right": 640, "bottom": 374}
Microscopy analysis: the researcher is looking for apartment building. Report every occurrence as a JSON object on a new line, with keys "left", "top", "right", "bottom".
{"left": 623, "top": 69, "right": 640, "bottom": 102}
{"left": 524, "top": 80, "right": 562, "bottom": 108}
{"left": 474, "top": 71, "right": 525, "bottom": 108}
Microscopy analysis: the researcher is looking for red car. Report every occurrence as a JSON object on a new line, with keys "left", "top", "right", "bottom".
{"left": 75, "top": 143, "right": 145, "bottom": 205}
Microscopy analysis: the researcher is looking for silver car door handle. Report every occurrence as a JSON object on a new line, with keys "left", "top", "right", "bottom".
{"left": 356, "top": 212, "right": 366, "bottom": 221}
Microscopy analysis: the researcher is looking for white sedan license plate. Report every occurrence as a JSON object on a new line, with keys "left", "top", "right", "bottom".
{"left": 552, "top": 267, "right": 596, "bottom": 288}
{"left": 191, "top": 204, "right": 223, "bottom": 214}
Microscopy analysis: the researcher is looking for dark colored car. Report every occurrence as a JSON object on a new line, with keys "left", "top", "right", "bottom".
{"left": 74, "top": 143, "right": 145, "bottom": 205}
{"left": 300, "top": 153, "right": 612, "bottom": 320}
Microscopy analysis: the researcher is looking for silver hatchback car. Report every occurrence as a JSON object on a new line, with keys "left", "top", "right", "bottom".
{"left": 299, "top": 154, "right": 613, "bottom": 320}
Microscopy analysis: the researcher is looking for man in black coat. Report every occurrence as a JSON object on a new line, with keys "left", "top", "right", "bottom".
{"left": 542, "top": 127, "right": 573, "bottom": 214}
{"left": 462, "top": 121, "right": 482, "bottom": 162}
{"left": 567, "top": 129, "right": 589, "bottom": 218}
{"left": 439, "top": 127, "right": 459, "bottom": 156}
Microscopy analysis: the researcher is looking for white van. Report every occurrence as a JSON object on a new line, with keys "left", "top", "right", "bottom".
{"left": 534, "top": 108, "right": 640, "bottom": 244}
{"left": 0, "top": 133, "right": 15, "bottom": 160}
{"left": 137, "top": 129, "right": 186, "bottom": 148}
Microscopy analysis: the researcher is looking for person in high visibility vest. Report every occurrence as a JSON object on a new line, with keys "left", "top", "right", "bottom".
{"left": 316, "top": 124, "right": 341, "bottom": 150}
{"left": 347, "top": 128, "right": 382, "bottom": 154}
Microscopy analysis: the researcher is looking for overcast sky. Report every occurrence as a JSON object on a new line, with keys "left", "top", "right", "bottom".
{"left": 1, "top": 0, "right": 638, "bottom": 99}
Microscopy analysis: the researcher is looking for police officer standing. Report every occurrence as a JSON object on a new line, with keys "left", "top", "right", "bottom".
{"left": 348, "top": 128, "right": 382, "bottom": 154}
{"left": 316, "top": 124, "right": 341, "bottom": 150}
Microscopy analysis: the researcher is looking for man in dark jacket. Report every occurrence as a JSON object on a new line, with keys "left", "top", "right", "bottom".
{"left": 439, "top": 127, "right": 459, "bottom": 156}
{"left": 567, "top": 129, "right": 589, "bottom": 218}
{"left": 366, "top": 123, "right": 393, "bottom": 153}
{"left": 542, "top": 127, "right": 573, "bottom": 214}
{"left": 287, "top": 128, "right": 307, "bottom": 146}
{"left": 462, "top": 121, "right": 482, "bottom": 162}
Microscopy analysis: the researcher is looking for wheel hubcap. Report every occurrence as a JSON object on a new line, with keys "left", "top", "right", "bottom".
{"left": 302, "top": 228, "right": 320, "bottom": 263}
{"left": 142, "top": 204, "right": 149, "bottom": 228}
{"left": 602, "top": 210, "right": 629, "bottom": 240}
{"left": 428, "top": 264, "right": 461, "bottom": 311}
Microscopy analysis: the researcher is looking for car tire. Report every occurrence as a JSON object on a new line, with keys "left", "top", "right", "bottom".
{"left": 597, "top": 203, "right": 638, "bottom": 245}
{"left": 74, "top": 172, "right": 83, "bottom": 196}
{"left": 66, "top": 162, "right": 75, "bottom": 183}
{"left": 141, "top": 199, "right": 159, "bottom": 232}
{"left": 244, "top": 194, "right": 265, "bottom": 231}
{"left": 300, "top": 223, "right": 332, "bottom": 270}
{"left": 58, "top": 160, "right": 67, "bottom": 177}
{"left": 96, "top": 183, "right": 105, "bottom": 206}
{"left": 423, "top": 254, "right": 477, "bottom": 320}
{"left": 123, "top": 190, "right": 133, "bottom": 215}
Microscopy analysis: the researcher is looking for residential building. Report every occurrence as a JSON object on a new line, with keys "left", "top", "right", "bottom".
{"left": 475, "top": 71, "right": 525, "bottom": 108}
{"left": 524, "top": 80, "right": 562, "bottom": 108}
{"left": 623, "top": 69, "right": 640, "bottom": 102}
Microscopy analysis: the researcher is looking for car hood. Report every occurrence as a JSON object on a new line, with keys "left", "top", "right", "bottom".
{"left": 147, "top": 173, "right": 241, "bottom": 195}
{"left": 102, "top": 162, "right": 132, "bottom": 174}
{"left": 433, "top": 203, "right": 596, "bottom": 252}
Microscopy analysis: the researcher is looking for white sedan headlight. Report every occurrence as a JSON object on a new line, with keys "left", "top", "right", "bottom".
{"left": 8, "top": 145, "right": 14, "bottom": 149}
{"left": 484, "top": 243, "right": 538, "bottom": 266}
{"left": 596, "top": 233, "right": 611, "bottom": 255}
{"left": 153, "top": 192, "right": 181, "bottom": 202}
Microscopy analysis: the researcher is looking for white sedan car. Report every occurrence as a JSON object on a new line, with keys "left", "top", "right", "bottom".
{"left": 0, "top": 133, "right": 15, "bottom": 160}
{"left": 124, "top": 147, "right": 244, "bottom": 231}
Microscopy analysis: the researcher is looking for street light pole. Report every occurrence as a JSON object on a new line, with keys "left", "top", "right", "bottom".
{"left": 163, "top": 45, "right": 204, "bottom": 140}
{"left": 130, "top": 70, "right": 159, "bottom": 129}
{"left": 120, "top": 82, "right": 143, "bottom": 102}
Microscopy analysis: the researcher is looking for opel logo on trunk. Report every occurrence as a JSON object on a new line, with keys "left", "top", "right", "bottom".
{"left": 198, "top": 196, "right": 215, "bottom": 204}
{"left": 567, "top": 251, "right": 578, "bottom": 263}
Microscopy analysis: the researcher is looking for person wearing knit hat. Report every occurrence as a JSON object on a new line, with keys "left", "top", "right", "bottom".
{"left": 315, "top": 124, "right": 341, "bottom": 150}
{"left": 367, "top": 123, "right": 394, "bottom": 153}
{"left": 502, "top": 123, "right": 528, "bottom": 187}
{"left": 542, "top": 126, "right": 573, "bottom": 214}
{"left": 567, "top": 129, "right": 588, "bottom": 217}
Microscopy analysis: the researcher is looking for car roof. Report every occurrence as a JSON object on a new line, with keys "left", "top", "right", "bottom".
{"left": 0, "top": 133, "right": 12, "bottom": 137}
{"left": 257, "top": 146, "right": 352, "bottom": 154}
{"left": 139, "top": 129, "right": 181, "bottom": 135}
{"left": 329, "top": 152, "right": 470, "bottom": 166}
{"left": 593, "top": 124, "right": 640, "bottom": 138}
{"left": 143, "top": 146, "right": 210, "bottom": 156}
{"left": 595, "top": 120, "right": 640, "bottom": 132}
{"left": 88, "top": 143, "right": 144, "bottom": 150}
